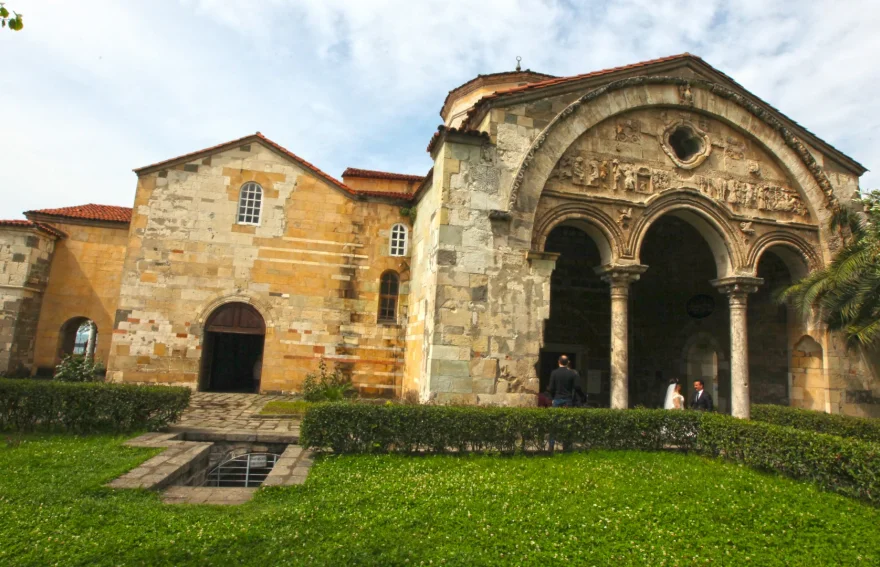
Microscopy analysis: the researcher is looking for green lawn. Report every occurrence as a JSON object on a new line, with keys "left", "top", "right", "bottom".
{"left": 1, "top": 435, "right": 878, "bottom": 566}
{"left": 259, "top": 399, "right": 312, "bottom": 417}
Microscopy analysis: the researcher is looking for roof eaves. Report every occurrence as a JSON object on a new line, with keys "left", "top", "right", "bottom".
{"left": 426, "top": 126, "right": 491, "bottom": 155}
{"left": 342, "top": 167, "right": 426, "bottom": 182}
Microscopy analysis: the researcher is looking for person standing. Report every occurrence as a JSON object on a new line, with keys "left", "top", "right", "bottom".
{"left": 691, "top": 379, "right": 713, "bottom": 411}
{"left": 547, "top": 355, "right": 586, "bottom": 408}
{"left": 547, "top": 355, "right": 586, "bottom": 453}
{"left": 663, "top": 380, "right": 685, "bottom": 410}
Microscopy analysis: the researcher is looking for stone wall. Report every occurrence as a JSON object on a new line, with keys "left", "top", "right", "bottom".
{"left": 420, "top": 76, "right": 876, "bottom": 413}
{"left": 402, "top": 174, "right": 439, "bottom": 400}
{"left": 107, "top": 142, "right": 410, "bottom": 395}
{"left": 31, "top": 221, "right": 129, "bottom": 373}
{"left": 0, "top": 226, "right": 56, "bottom": 375}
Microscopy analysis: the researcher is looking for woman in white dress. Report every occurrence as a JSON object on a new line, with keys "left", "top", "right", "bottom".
{"left": 663, "top": 381, "right": 685, "bottom": 410}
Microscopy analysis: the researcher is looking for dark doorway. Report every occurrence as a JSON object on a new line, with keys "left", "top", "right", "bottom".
{"left": 541, "top": 225, "right": 609, "bottom": 406}
{"left": 748, "top": 250, "right": 792, "bottom": 405}
{"left": 201, "top": 303, "right": 266, "bottom": 393}
{"left": 634, "top": 216, "right": 729, "bottom": 410}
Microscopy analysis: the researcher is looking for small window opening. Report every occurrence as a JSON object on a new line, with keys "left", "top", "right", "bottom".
{"left": 390, "top": 224, "right": 408, "bottom": 257}
{"left": 668, "top": 126, "right": 703, "bottom": 162}
{"left": 237, "top": 182, "right": 263, "bottom": 225}
{"left": 378, "top": 271, "right": 400, "bottom": 323}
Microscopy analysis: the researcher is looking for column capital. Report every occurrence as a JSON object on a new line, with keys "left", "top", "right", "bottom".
{"left": 710, "top": 276, "right": 764, "bottom": 299}
{"left": 596, "top": 264, "right": 648, "bottom": 288}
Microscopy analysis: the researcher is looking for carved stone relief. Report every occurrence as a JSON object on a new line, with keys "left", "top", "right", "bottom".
{"left": 615, "top": 119, "right": 641, "bottom": 143}
{"left": 545, "top": 109, "right": 813, "bottom": 221}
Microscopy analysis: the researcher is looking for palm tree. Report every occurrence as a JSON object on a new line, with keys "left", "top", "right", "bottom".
{"left": 779, "top": 190, "right": 880, "bottom": 348}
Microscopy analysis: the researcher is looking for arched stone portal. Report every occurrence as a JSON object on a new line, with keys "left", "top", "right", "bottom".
{"left": 514, "top": 80, "right": 831, "bottom": 417}
{"left": 633, "top": 215, "right": 726, "bottom": 408}
{"left": 200, "top": 302, "right": 266, "bottom": 393}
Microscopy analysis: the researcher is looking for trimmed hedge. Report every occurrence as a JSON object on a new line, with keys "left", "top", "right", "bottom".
{"left": 300, "top": 403, "right": 701, "bottom": 454}
{"left": 752, "top": 404, "right": 880, "bottom": 443}
{"left": 301, "top": 403, "right": 880, "bottom": 504}
{"left": 700, "top": 413, "right": 879, "bottom": 503}
{"left": 0, "top": 379, "right": 191, "bottom": 433}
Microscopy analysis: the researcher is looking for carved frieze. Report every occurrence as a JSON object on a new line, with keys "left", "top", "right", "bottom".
{"left": 547, "top": 153, "right": 810, "bottom": 219}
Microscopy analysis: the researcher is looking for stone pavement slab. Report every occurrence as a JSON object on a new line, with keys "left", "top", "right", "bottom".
{"left": 170, "top": 392, "right": 302, "bottom": 440}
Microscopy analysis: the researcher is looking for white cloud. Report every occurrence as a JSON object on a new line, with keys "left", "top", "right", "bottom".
{"left": 1, "top": 0, "right": 877, "bottom": 219}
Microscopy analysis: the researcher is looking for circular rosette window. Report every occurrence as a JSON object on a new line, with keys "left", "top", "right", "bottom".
{"left": 660, "top": 121, "right": 712, "bottom": 170}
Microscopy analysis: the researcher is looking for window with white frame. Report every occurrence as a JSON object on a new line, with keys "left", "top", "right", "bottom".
{"left": 237, "top": 182, "right": 263, "bottom": 225}
{"left": 390, "top": 223, "right": 408, "bottom": 256}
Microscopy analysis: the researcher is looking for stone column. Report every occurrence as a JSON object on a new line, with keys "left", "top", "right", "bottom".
{"left": 597, "top": 265, "right": 648, "bottom": 410}
{"left": 85, "top": 322, "right": 98, "bottom": 361}
{"left": 711, "top": 277, "right": 763, "bottom": 419}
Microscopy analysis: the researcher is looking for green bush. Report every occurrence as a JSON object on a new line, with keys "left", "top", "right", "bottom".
{"left": 699, "top": 413, "right": 879, "bottom": 503}
{"left": 53, "top": 354, "right": 105, "bottom": 382}
{"left": 752, "top": 404, "right": 880, "bottom": 443}
{"left": 0, "top": 378, "right": 191, "bottom": 433}
{"left": 301, "top": 404, "right": 701, "bottom": 454}
{"left": 302, "top": 359, "right": 357, "bottom": 402}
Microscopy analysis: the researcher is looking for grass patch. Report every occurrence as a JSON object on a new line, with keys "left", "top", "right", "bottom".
{"left": 259, "top": 400, "right": 312, "bottom": 417}
{"left": 1, "top": 434, "right": 879, "bottom": 566}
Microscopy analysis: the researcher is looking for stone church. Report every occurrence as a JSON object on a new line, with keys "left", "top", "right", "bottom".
{"left": 2, "top": 53, "right": 878, "bottom": 417}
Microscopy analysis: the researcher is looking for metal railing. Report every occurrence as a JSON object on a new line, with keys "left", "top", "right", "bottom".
{"left": 203, "top": 452, "right": 280, "bottom": 488}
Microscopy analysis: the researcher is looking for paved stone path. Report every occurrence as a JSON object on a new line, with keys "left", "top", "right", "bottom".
{"left": 172, "top": 392, "right": 302, "bottom": 438}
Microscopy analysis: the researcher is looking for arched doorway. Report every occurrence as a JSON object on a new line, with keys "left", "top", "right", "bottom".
{"left": 634, "top": 215, "right": 728, "bottom": 409}
{"left": 200, "top": 302, "right": 266, "bottom": 393}
{"left": 748, "top": 245, "right": 811, "bottom": 406}
{"left": 541, "top": 224, "right": 610, "bottom": 406}
{"left": 57, "top": 317, "right": 98, "bottom": 361}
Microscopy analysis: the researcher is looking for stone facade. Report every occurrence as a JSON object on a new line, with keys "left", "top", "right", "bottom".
{"left": 0, "top": 223, "right": 57, "bottom": 375}
{"left": 106, "top": 142, "right": 410, "bottom": 395}
{"left": 1, "top": 54, "right": 878, "bottom": 416}
{"left": 29, "top": 219, "right": 130, "bottom": 374}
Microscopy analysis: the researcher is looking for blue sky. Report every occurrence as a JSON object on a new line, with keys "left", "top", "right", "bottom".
{"left": 1, "top": 0, "right": 877, "bottom": 219}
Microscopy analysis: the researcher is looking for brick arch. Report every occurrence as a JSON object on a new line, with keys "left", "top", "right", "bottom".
{"left": 631, "top": 191, "right": 742, "bottom": 278}
{"left": 505, "top": 77, "right": 834, "bottom": 264}
{"left": 532, "top": 202, "right": 623, "bottom": 264}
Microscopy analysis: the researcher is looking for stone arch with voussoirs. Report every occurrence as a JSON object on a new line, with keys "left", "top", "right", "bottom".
{"left": 507, "top": 77, "right": 838, "bottom": 417}
{"left": 506, "top": 76, "right": 837, "bottom": 274}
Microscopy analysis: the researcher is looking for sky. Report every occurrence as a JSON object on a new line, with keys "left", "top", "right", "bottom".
{"left": 1, "top": 0, "right": 878, "bottom": 219}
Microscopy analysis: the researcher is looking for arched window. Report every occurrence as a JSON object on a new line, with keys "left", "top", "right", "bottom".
{"left": 237, "top": 182, "right": 263, "bottom": 225}
{"left": 390, "top": 223, "right": 408, "bottom": 257}
{"left": 378, "top": 271, "right": 400, "bottom": 323}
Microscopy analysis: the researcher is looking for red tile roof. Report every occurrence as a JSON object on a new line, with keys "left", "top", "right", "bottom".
{"left": 134, "top": 132, "right": 422, "bottom": 203}
{"left": 441, "top": 69, "right": 556, "bottom": 118}
{"left": 0, "top": 219, "right": 67, "bottom": 238}
{"left": 450, "top": 53, "right": 865, "bottom": 173}
{"left": 342, "top": 168, "right": 426, "bottom": 182}
{"left": 25, "top": 204, "right": 133, "bottom": 223}
{"left": 459, "top": 53, "right": 696, "bottom": 129}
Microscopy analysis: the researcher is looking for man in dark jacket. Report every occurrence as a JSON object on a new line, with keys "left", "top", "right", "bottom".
{"left": 547, "top": 355, "right": 586, "bottom": 408}
{"left": 691, "top": 379, "right": 714, "bottom": 411}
